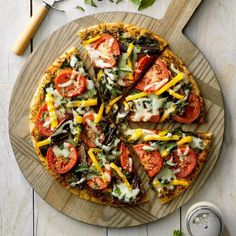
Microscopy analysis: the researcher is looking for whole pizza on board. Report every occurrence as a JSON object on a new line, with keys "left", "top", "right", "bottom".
{"left": 29, "top": 23, "right": 212, "bottom": 206}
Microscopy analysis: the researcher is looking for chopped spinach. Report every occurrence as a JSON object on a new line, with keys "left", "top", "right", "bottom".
{"left": 75, "top": 163, "right": 89, "bottom": 172}
{"left": 113, "top": 186, "right": 121, "bottom": 195}
{"left": 40, "top": 111, "right": 48, "bottom": 122}
{"left": 122, "top": 169, "right": 131, "bottom": 179}
{"left": 61, "top": 58, "right": 70, "bottom": 68}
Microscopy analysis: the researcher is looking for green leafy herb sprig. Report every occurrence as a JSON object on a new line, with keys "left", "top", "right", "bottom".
{"left": 76, "top": 0, "right": 157, "bottom": 11}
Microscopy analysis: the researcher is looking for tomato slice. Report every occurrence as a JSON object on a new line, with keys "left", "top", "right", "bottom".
{"left": 54, "top": 70, "right": 87, "bottom": 98}
{"left": 36, "top": 103, "right": 64, "bottom": 137}
{"left": 46, "top": 143, "right": 78, "bottom": 174}
{"left": 172, "top": 94, "right": 201, "bottom": 124}
{"left": 134, "top": 55, "right": 155, "bottom": 81}
{"left": 123, "top": 55, "right": 155, "bottom": 87}
{"left": 80, "top": 124, "right": 97, "bottom": 148}
{"left": 172, "top": 146, "right": 197, "bottom": 178}
{"left": 90, "top": 34, "right": 120, "bottom": 68}
{"left": 82, "top": 113, "right": 95, "bottom": 124}
{"left": 136, "top": 58, "right": 169, "bottom": 92}
{"left": 148, "top": 114, "right": 161, "bottom": 122}
{"left": 120, "top": 142, "right": 133, "bottom": 172}
{"left": 87, "top": 168, "right": 111, "bottom": 190}
{"left": 133, "top": 144, "right": 163, "bottom": 177}
{"left": 80, "top": 119, "right": 105, "bottom": 148}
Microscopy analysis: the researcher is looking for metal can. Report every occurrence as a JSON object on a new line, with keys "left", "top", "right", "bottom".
{"left": 185, "top": 201, "right": 224, "bottom": 236}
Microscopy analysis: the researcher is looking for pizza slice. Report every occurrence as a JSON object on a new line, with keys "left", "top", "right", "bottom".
{"left": 124, "top": 127, "right": 212, "bottom": 203}
{"left": 116, "top": 48, "right": 205, "bottom": 124}
{"left": 78, "top": 23, "right": 168, "bottom": 115}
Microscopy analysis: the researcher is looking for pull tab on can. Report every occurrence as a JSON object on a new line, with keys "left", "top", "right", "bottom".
{"left": 185, "top": 201, "right": 224, "bottom": 236}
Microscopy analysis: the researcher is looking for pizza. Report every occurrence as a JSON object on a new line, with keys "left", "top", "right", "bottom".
{"left": 29, "top": 23, "right": 212, "bottom": 206}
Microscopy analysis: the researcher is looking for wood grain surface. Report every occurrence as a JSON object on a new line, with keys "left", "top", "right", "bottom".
{"left": 8, "top": 0, "right": 225, "bottom": 228}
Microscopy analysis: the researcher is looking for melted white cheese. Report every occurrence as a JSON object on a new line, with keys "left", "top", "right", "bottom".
{"left": 156, "top": 167, "right": 176, "bottom": 184}
{"left": 131, "top": 95, "right": 166, "bottom": 122}
{"left": 70, "top": 55, "right": 79, "bottom": 68}
{"left": 42, "top": 118, "right": 51, "bottom": 128}
{"left": 86, "top": 79, "right": 95, "bottom": 90}
{"left": 190, "top": 136, "right": 204, "bottom": 150}
{"left": 142, "top": 145, "right": 156, "bottom": 151}
{"left": 112, "top": 183, "right": 140, "bottom": 203}
{"left": 70, "top": 177, "right": 86, "bottom": 187}
{"left": 144, "top": 78, "right": 169, "bottom": 91}
{"left": 45, "top": 87, "right": 66, "bottom": 108}
{"left": 86, "top": 46, "right": 112, "bottom": 68}
{"left": 53, "top": 143, "right": 71, "bottom": 158}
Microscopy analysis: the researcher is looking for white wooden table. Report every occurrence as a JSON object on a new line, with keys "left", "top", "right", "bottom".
{"left": 0, "top": 0, "right": 236, "bottom": 235}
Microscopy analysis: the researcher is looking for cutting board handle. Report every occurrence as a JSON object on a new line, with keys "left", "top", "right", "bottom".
{"left": 162, "top": 0, "right": 202, "bottom": 32}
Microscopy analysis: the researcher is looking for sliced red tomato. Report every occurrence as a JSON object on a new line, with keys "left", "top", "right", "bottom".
{"left": 80, "top": 124, "right": 97, "bottom": 148}
{"left": 54, "top": 70, "right": 87, "bottom": 98}
{"left": 148, "top": 114, "right": 161, "bottom": 122}
{"left": 120, "top": 142, "right": 133, "bottom": 172}
{"left": 36, "top": 103, "right": 65, "bottom": 137}
{"left": 134, "top": 55, "right": 155, "bottom": 81}
{"left": 36, "top": 104, "right": 53, "bottom": 137}
{"left": 87, "top": 168, "right": 111, "bottom": 190}
{"left": 123, "top": 55, "right": 155, "bottom": 87}
{"left": 46, "top": 143, "right": 78, "bottom": 174}
{"left": 80, "top": 122, "right": 105, "bottom": 148}
{"left": 172, "top": 146, "right": 197, "bottom": 178}
{"left": 90, "top": 34, "right": 120, "bottom": 68}
{"left": 133, "top": 144, "right": 163, "bottom": 177}
{"left": 82, "top": 113, "right": 95, "bottom": 124}
{"left": 172, "top": 94, "right": 201, "bottom": 124}
{"left": 136, "top": 58, "right": 169, "bottom": 92}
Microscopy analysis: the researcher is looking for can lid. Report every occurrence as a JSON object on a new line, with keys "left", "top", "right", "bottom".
{"left": 187, "top": 207, "right": 223, "bottom": 236}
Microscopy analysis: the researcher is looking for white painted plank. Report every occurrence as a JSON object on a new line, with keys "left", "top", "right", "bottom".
{"left": 0, "top": 0, "right": 33, "bottom": 236}
{"left": 34, "top": 196, "right": 106, "bottom": 236}
{"left": 148, "top": 210, "right": 180, "bottom": 236}
{"left": 108, "top": 225, "right": 147, "bottom": 236}
{"left": 182, "top": 0, "right": 236, "bottom": 235}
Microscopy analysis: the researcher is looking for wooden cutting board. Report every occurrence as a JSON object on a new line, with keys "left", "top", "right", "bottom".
{"left": 9, "top": 0, "right": 225, "bottom": 227}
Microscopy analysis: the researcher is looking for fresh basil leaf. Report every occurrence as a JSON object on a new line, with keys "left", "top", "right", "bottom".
{"left": 130, "top": 0, "right": 142, "bottom": 6}
{"left": 75, "top": 6, "right": 85, "bottom": 12}
{"left": 84, "top": 0, "right": 97, "bottom": 7}
{"left": 138, "top": 0, "right": 157, "bottom": 10}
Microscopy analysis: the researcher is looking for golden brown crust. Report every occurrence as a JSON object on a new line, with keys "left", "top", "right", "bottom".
{"left": 159, "top": 133, "right": 212, "bottom": 203}
{"left": 78, "top": 22, "right": 168, "bottom": 51}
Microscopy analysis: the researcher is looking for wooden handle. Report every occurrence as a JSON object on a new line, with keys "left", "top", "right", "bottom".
{"left": 11, "top": 4, "right": 49, "bottom": 55}
{"left": 163, "top": 0, "right": 202, "bottom": 32}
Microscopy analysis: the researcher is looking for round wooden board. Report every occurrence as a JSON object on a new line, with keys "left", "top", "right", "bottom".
{"left": 9, "top": 0, "right": 225, "bottom": 228}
